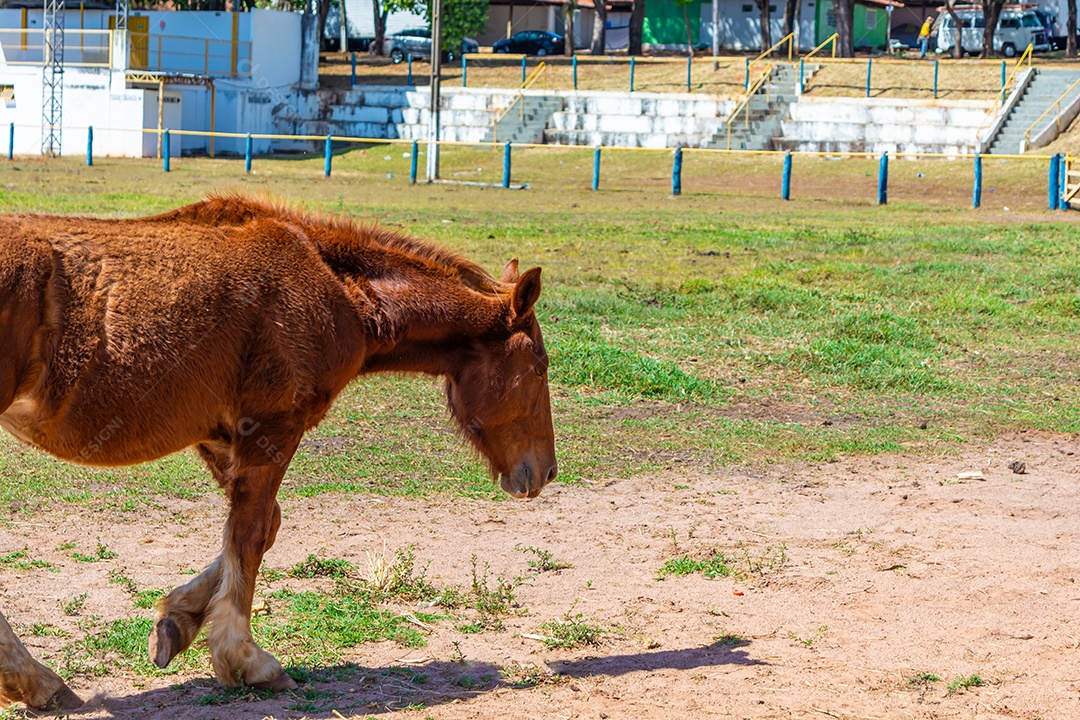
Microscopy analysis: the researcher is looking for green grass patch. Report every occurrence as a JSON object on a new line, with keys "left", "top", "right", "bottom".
{"left": 657, "top": 550, "right": 739, "bottom": 580}
{"left": 947, "top": 674, "right": 987, "bottom": 694}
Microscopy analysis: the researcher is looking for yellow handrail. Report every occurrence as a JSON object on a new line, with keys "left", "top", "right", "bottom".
{"left": 725, "top": 64, "right": 773, "bottom": 150}
{"left": 803, "top": 33, "right": 838, "bottom": 61}
{"left": 1064, "top": 153, "right": 1080, "bottom": 202}
{"left": 751, "top": 32, "right": 796, "bottom": 65}
{"left": 1023, "top": 75, "right": 1080, "bottom": 151}
{"left": 997, "top": 43, "right": 1033, "bottom": 106}
{"left": 492, "top": 61, "right": 548, "bottom": 142}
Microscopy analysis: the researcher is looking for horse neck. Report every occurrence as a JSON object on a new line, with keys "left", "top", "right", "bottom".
{"left": 359, "top": 269, "right": 507, "bottom": 377}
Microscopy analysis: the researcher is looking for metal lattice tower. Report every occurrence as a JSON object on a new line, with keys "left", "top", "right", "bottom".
{"left": 40, "top": 0, "right": 65, "bottom": 156}
{"left": 115, "top": 0, "right": 128, "bottom": 31}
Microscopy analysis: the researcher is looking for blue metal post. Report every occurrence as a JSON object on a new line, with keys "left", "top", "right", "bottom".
{"left": 1001, "top": 60, "right": 1006, "bottom": 91}
{"left": 972, "top": 153, "right": 982, "bottom": 208}
{"left": 324, "top": 135, "right": 332, "bottom": 177}
{"left": 462, "top": 52, "right": 467, "bottom": 87}
{"left": 592, "top": 145, "right": 601, "bottom": 191}
{"left": 521, "top": 55, "right": 527, "bottom": 83}
{"left": 7, "top": 122, "right": 12, "bottom": 160}
{"left": 865, "top": 58, "right": 872, "bottom": 98}
{"left": 877, "top": 151, "right": 888, "bottom": 205}
{"left": 798, "top": 58, "right": 804, "bottom": 94}
{"left": 1060, "top": 155, "right": 1071, "bottom": 210}
{"left": 1048, "top": 154, "right": 1060, "bottom": 210}
{"left": 933, "top": 59, "right": 939, "bottom": 99}
{"left": 672, "top": 147, "right": 683, "bottom": 196}
{"left": 573, "top": 56, "right": 578, "bottom": 89}
{"left": 407, "top": 55, "right": 413, "bottom": 86}
{"left": 86, "top": 126, "right": 93, "bottom": 167}
{"left": 163, "top": 130, "right": 171, "bottom": 173}
{"left": 502, "top": 142, "right": 512, "bottom": 188}
{"left": 686, "top": 55, "right": 692, "bottom": 92}
{"left": 245, "top": 133, "right": 253, "bottom": 173}
{"left": 410, "top": 139, "right": 419, "bottom": 184}
{"left": 744, "top": 57, "right": 750, "bottom": 90}
{"left": 351, "top": 52, "right": 356, "bottom": 87}
{"left": 630, "top": 56, "right": 635, "bottom": 92}
{"left": 781, "top": 151, "right": 792, "bottom": 200}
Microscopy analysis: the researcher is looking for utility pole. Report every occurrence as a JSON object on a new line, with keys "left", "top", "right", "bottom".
{"left": 712, "top": 0, "right": 720, "bottom": 70}
{"left": 426, "top": 0, "right": 442, "bottom": 181}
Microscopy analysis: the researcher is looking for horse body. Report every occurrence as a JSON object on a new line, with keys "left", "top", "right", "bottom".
{"left": 0, "top": 195, "right": 556, "bottom": 709}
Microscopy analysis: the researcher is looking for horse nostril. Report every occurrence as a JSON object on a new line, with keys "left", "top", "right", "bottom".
{"left": 545, "top": 464, "right": 558, "bottom": 484}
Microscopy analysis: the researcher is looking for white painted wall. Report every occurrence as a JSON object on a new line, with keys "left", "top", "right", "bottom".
{"left": 700, "top": 0, "right": 817, "bottom": 52}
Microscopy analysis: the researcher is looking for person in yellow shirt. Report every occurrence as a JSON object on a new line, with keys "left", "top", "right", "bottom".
{"left": 918, "top": 16, "right": 934, "bottom": 58}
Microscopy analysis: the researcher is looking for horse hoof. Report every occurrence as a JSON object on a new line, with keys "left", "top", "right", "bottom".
{"left": 250, "top": 671, "right": 298, "bottom": 692}
{"left": 148, "top": 616, "right": 181, "bottom": 668}
{"left": 34, "top": 684, "right": 83, "bottom": 711}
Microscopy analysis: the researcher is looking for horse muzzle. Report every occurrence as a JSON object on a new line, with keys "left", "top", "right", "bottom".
{"left": 500, "top": 460, "right": 558, "bottom": 499}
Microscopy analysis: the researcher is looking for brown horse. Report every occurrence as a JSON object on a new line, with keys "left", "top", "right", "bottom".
{"left": 0, "top": 194, "right": 556, "bottom": 709}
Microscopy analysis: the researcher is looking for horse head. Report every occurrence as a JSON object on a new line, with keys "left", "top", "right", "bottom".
{"left": 446, "top": 260, "right": 557, "bottom": 499}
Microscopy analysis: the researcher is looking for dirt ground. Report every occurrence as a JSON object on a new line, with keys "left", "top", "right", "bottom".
{"left": 2, "top": 432, "right": 1079, "bottom": 720}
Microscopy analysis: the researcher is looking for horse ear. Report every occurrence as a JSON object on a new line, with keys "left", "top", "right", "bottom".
{"left": 500, "top": 259, "right": 520, "bottom": 284}
{"left": 512, "top": 267, "right": 542, "bottom": 318}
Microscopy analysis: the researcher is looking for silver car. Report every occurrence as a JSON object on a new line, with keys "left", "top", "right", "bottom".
{"left": 383, "top": 27, "right": 480, "bottom": 63}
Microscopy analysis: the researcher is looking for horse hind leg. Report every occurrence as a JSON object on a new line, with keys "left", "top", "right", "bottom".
{"left": 0, "top": 611, "right": 82, "bottom": 710}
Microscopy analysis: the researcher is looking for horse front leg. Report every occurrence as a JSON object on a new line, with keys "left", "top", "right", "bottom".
{"left": 204, "top": 449, "right": 297, "bottom": 689}
{"left": 150, "top": 443, "right": 284, "bottom": 670}
{"left": 0, "top": 611, "right": 82, "bottom": 710}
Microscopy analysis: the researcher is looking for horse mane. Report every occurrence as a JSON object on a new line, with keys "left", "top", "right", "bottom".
{"left": 152, "top": 192, "right": 506, "bottom": 295}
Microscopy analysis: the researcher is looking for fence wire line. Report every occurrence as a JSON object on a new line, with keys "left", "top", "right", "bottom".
{"left": 5, "top": 123, "right": 1054, "bottom": 162}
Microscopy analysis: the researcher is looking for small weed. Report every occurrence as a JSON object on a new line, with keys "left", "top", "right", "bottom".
{"left": 288, "top": 554, "right": 355, "bottom": 579}
{"left": 63, "top": 593, "right": 88, "bottom": 616}
{"left": 54, "top": 541, "right": 77, "bottom": 552}
{"left": 500, "top": 661, "right": 564, "bottom": 688}
{"left": 261, "top": 565, "right": 285, "bottom": 582}
{"left": 107, "top": 569, "right": 138, "bottom": 594}
{"left": 657, "top": 549, "right": 737, "bottom": 580}
{"left": 788, "top": 625, "right": 828, "bottom": 648}
{"left": 515, "top": 545, "right": 573, "bottom": 573}
{"left": 451, "top": 673, "right": 492, "bottom": 689}
{"left": 711, "top": 633, "right": 749, "bottom": 648}
{"left": 0, "top": 548, "right": 52, "bottom": 572}
{"left": 133, "top": 589, "right": 166, "bottom": 610}
{"left": 30, "top": 623, "right": 68, "bottom": 637}
{"left": 537, "top": 601, "right": 610, "bottom": 649}
{"left": 907, "top": 672, "right": 940, "bottom": 688}
{"left": 196, "top": 686, "right": 274, "bottom": 706}
{"left": 947, "top": 674, "right": 986, "bottom": 694}
{"left": 741, "top": 543, "right": 789, "bottom": 578}
{"left": 72, "top": 541, "right": 118, "bottom": 564}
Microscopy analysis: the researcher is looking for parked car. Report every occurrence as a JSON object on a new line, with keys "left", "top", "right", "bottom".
{"left": 383, "top": 27, "right": 479, "bottom": 63}
{"left": 492, "top": 30, "right": 566, "bottom": 56}
{"left": 935, "top": 7, "right": 1050, "bottom": 57}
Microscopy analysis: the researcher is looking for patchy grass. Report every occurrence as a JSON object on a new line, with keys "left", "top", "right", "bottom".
{"left": 657, "top": 550, "right": 739, "bottom": 580}
{"left": 947, "top": 674, "right": 987, "bottom": 694}
{"left": 536, "top": 605, "right": 611, "bottom": 649}
{"left": 515, "top": 545, "right": 574, "bottom": 573}
{"left": 0, "top": 153, "right": 1077, "bottom": 515}
{"left": 0, "top": 548, "right": 53, "bottom": 572}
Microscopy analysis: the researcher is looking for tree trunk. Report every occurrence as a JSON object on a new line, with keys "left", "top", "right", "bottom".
{"left": 629, "top": 0, "right": 647, "bottom": 55}
{"left": 755, "top": 0, "right": 771, "bottom": 52}
{"left": 317, "top": 0, "right": 333, "bottom": 53}
{"left": 371, "top": 2, "right": 388, "bottom": 55}
{"left": 565, "top": 0, "right": 576, "bottom": 56}
{"left": 981, "top": 0, "right": 1004, "bottom": 57}
{"left": 1069, "top": 0, "right": 1077, "bottom": 57}
{"left": 834, "top": 0, "right": 854, "bottom": 57}
{"left": 783, "top": 0, "right": 798, "bottom": 38}
{"left": 944, "top": 1, "right": 963, "bottom": 58}
{"left": 682, "top": 2, "right": 694, "bottom": 55}
{"left": 591, "top": 1, "right": 608, "bottom": 55}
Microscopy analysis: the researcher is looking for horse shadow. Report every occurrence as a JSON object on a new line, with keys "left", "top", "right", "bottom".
{"left": 58, "top": 642, "right": 760, "bottom": 718}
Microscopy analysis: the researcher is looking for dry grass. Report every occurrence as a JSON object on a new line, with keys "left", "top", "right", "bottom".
{"left": 320, "top": 52, "right": 1016, "bottom": 100}
{"left": 804, "top": 58, "right": 1005, "bottom": 100}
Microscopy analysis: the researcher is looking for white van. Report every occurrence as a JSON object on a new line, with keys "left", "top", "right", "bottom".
{"left": 936, "top": 6, "right": 1051, "bottom": 57}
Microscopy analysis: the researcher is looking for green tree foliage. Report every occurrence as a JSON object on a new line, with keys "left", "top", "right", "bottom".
{"left": 384, "top": 0, "right": 489, "bottom": 51}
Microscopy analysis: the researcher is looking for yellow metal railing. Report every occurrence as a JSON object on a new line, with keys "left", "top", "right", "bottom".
{"left": 492, "top": 61, "right": 548, "bottom": 143}
{"left": 752, "top": 32, "right": 796, "bottom": 65}
{"left": 1023, "top": 75, "right": 1080, "bottom": 151}
{"left": 725, "top": 64, "right": 773, "bottom": 150}
{"left": 803, "top": 33, "right": 838, "bottom": 61}
{"left": 150, "top": 34, "right": 252, "bottom": 78}
{"left": 998, "top": 42, "right": 1033, "bottom": 106}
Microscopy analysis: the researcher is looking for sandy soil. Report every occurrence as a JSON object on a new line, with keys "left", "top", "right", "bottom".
{"left": 2, "top": 432, "right": 1079, "bottom": 720}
